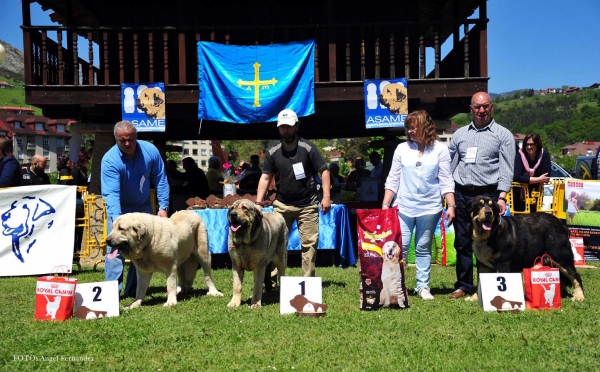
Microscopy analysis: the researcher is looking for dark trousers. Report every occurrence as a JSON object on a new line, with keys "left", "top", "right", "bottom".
{"left": 453, "top": 184, "right": 499, "bottom": 294}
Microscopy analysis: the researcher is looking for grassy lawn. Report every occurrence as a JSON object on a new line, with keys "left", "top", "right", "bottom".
{"left": 0, "top": 75, "right": 42, "bottom": 115}
{"left": 1, "top": 261, "right": 599, "bottom": 371}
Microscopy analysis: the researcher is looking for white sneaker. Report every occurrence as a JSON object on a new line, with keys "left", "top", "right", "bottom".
{"left": 417, "top": 288, "right": 434, "bottom": 300}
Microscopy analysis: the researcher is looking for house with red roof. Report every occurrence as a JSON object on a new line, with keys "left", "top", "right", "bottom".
{"left": 561, "top": 141, "right": 598, "bottom": 156}
{"left": 0, "top": 114, "right": 76, "bottom": 172}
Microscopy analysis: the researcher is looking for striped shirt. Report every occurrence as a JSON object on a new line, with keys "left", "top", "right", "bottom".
{"left": 448, "top": 119, "right": 515, "bottom": 192}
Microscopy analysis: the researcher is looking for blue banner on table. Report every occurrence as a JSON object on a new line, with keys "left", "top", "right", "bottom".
{"left": 364, "top": 78, "right": 408, "bottom": 129}
{"left": 121, "top": 82, "right": 166, "bottom": 132}
{"left": 197, "top": 40, "right": 315, "bottom": 123}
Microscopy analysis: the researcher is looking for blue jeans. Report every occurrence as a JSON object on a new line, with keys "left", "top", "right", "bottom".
{"left": 105, "top": 201, "right": 154, "bottom": 295}
{"left": 399, "top": 211, "right": 441, "bottom": 292}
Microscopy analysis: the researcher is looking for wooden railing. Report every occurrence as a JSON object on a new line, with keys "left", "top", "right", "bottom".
{"left": 22, "top": 20, "right": 486, "bottom": 87}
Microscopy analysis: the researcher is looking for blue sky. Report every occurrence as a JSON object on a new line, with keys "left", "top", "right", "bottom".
{"left": 1, "top": 0, "right": 598, "bottom": 94}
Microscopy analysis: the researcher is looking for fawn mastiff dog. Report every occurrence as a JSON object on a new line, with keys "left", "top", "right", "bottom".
{"left": 106, "top": 211, "right": 223, "bottom": 309}
{"left": 227, "top": 199, "right": 288, "bottom": 308}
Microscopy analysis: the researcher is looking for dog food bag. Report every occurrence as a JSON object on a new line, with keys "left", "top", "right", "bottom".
{"left": 357, "top": 207, "right": 409, "bottom": 310}
{"left": 35, "top": 267, "right": 78, "bottom": 321}
{"left": 523, "top": 255, "right": 561, "bottom": 310}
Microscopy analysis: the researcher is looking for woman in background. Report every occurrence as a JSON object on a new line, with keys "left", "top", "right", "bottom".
{"left": 57, "top": 155, "right": 74, "bottom": 185}
{"left": 381, "top": 110, "right": 455, "bottom": 300}
{"left": 513, "top": 133, "right": 551, "bottom": 213}
{"left": 0, "top": 136, "right": 21, "bottom": 187}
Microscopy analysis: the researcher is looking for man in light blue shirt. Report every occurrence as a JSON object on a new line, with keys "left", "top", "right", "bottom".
{"left": 101, "top": 121, "right": 170, "bottom": 297}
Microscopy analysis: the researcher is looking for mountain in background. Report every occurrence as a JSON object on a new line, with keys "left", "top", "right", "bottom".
{"left": 0, "top": 39, "right": 24, "bottom": 83}
{"left": 490, "top": 89, "right": 540, "bottom": 99}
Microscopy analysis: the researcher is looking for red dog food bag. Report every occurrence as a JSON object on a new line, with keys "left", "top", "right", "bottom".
{"left": 35, "top": 266, "right": 77, "bottom": 321}
{"left": 357, "top": 207, "right": 409, "bottom": 310}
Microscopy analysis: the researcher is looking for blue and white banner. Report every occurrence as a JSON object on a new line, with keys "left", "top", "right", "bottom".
{"left": 121, "top": 82, "right": 166, "bottom": 132}
{"left": 364, "top": 78, "right": 408, "bottom": 129}
{"left": 198, "top": 40, "right": 315, "bottom": 123}
{"left": 0, "top": 185, "right": 76, "bottom": 276}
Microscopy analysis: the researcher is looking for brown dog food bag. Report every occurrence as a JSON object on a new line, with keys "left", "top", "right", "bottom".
{"left": 357, "top": 207, "right": 409, "bottom": 310}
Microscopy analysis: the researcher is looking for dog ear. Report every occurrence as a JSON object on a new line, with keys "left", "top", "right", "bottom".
{"left": 132, "top": 221, "right": 147, "bottom": 243}
{"left": 153, "top": 92, "right": 165, "bottom": 107}
{"left": 253, "top": 204, "right": 263, "bottom": 221}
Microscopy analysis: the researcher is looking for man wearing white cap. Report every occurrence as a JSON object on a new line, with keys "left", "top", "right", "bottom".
{"left": 255, "top": 109, "right": 331, "bottom": 277}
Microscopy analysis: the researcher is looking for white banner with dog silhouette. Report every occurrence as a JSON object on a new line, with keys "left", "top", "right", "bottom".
{"left": 0, "top": 185, "right": 76, "bottom": 276}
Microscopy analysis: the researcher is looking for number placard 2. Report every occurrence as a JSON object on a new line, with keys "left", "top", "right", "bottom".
{"left": 478, "top": 273, "right": 525, "bottom": 312}
{"left": 74, "top": 281, "right": 120, "bottom": 319}
{"left": 280, "top": 277, "right": 322, "bottom": 315}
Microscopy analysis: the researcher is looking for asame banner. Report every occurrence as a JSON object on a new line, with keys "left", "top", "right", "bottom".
{"left": 0, "top": 185, "right": 76, "bottom": 276}
{"left": 121, "top": 82, "right": 166, "bottom": 132}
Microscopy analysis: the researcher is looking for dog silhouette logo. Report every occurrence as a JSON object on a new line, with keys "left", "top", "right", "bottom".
{"left": 1, "top": 196, "right": 56, "bottom": 263}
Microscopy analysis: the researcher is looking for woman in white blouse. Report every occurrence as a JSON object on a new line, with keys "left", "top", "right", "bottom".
{"left": 381, "top": 110, "right": 456, "bottom": 300}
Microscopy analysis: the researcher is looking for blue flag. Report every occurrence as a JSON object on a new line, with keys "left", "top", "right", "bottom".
{"left": 198, "top": 40, "right": 315, "bottom": 123}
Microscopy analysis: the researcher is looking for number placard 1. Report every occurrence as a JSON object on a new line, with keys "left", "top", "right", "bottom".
{"left": 478, "top": 273, "right": 525, "bottom": 312}
{"left": 280, "top": 277, "right": 322, "bottom": 315}
{"left": 74, "top": 281, "right": 120, "bottom": 319}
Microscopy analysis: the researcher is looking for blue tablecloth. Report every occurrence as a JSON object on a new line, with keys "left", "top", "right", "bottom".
{"left": 194, "top": 204, "right": 356, "bottom": 266}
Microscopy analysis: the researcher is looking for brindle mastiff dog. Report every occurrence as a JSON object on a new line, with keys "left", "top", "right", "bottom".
{"left": 227, "top": 199, "right": 288, "bottom": 308}
{"left": 106, "top": 211, "right": 223, "bottom": 309}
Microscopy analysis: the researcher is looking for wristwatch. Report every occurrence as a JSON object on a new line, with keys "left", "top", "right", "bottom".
{"left": 447, "top": 204, "right": 457, "bottom": 208}
{"left": 498, "top": 197, "right": 507, "bottom": 203}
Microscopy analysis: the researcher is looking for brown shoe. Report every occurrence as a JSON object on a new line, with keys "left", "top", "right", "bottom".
{"left": 449, "top": 289, "right": 466, "bottom": 299}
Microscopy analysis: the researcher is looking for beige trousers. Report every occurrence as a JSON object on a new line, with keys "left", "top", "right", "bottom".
{"left": 273, "top": 200, "right": 319, "bottom": 277}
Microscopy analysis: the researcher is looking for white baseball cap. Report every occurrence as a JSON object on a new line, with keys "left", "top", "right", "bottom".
{"left": 277, "top": 109, "right": 298, "bottom": 127}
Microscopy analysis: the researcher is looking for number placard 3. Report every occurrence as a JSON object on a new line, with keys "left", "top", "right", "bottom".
{"left": 478, "top": 273, "right": 525, "bottom": 312}
{"left": 74, "top": 281, "right": 120, "bottom": 319}
{"left": 280, "top": 277, "right": 322, "bottom": 315}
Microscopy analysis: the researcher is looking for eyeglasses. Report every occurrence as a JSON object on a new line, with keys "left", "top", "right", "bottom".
{"left": 525, "top": 143, "right": 536, "bottom": 147}
{"left": 471, "top": 103, "right": 492, "bottom": 111}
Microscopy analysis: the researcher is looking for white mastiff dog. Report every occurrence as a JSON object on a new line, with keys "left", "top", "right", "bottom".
{"left": 106, "top": 211, "right": 223, "bottom": 309}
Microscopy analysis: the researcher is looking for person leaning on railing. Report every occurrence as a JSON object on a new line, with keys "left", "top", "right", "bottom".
{"left": 513, "top": 133, "right": 551, "bottom": 213}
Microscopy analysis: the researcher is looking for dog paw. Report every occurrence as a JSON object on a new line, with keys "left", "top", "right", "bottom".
{"left": 572, "top": 294, "right": 585, "bottom": 302}
{"left": 176, "top": 286, "right": 182, "bottom": 295}
{"left": 465, "top": 293, "right": 478, "bottom": 302}
{"left": 249, "top": 302, "right": 262, "bottom": 309}
{"left": 227, "top": 300, "right": 241, "bottom": 308}
{"left": 208, "top": 289, "right": 224, "bottom": 297}
{"left": 163, "top": 300, "right": 177, "bottom": 307}
{"left": 124, "top": 300, "right": 142, "bottom": 310}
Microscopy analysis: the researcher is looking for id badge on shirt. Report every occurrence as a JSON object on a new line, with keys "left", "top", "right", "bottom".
{"left": 292, "top": 163, "right": 306, "bottom": 180}
{"left": 465, "top": 147, "right": 478, "bottom": 164}
{"left": 139, "top": 175, "right": 145, "bottom": 193}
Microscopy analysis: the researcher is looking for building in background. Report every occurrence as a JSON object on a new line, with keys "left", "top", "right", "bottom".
{"left": 0, "top": 114, "right": 74, "bottom": 172}
{"left": 170, "top": 140, "right": 213, "bottom": 171}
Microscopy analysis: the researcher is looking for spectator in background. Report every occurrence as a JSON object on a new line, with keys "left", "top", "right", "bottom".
{"left": 206, "top": 156, "right": 224, "bottom": 194}
{"left": 237, "top": 154, "right": 262, "bottom": 192}
{"left": 72, "top": 151, "right": 90, "bottom": 188}
{"left": 329, "top": 162, "right": 345, "bottom": 188}
{"left": 0, "top": 136, "right": 21, "bottom": 188}
{"left": 513, "top": 133, "right": 551, "bottom": 212}
{"left": 21, "top": 154, "right": 50, "bottom": 185}
{"left": 169, "top": 157, "right": 210, "bottom": 199}
{"left": 57, "top": 155, "right": 75, "bottom": 185}
{"left": 345, "top": 157, "right": 371, "bottom": 188}
{"left": 369, "top": 152, "right": 383, "bottom": 180}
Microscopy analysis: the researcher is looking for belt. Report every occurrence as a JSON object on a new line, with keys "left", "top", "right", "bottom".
{"left": 455, "top": 184, "right": 497, "bottom": 192}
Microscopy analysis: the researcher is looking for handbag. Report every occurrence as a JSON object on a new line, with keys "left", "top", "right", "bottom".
{"left": 35, "top": 266, "right": 78, "bottom": 321}
{"left": 357, "top": 207, "right": 409, "bottom": 310}
{"left": 523, "top": 255, "right": 561, "bottom": 310}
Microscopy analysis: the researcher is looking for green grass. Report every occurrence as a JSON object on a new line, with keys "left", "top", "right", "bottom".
{"left": 1, "top": 261, "right": 599, "bottom": 371}
{"left": 568, "top": 210, "right": 600, "bottom": 227}
{"left": 0, "top": 75, "right": 42, "bottom": 115}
